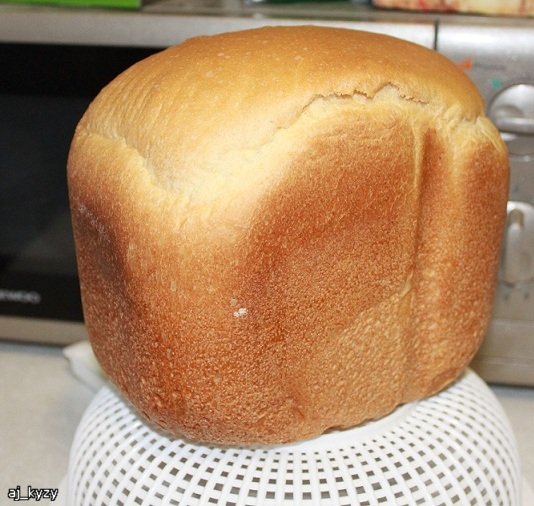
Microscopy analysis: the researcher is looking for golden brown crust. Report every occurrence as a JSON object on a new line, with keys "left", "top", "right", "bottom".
{"left": 68, "top": 26, "right": 508, "bottom": 444}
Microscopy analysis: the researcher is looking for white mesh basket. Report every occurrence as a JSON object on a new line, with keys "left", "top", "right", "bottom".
{"left": 67, "top": 369, "right": 520, "bottom": 506}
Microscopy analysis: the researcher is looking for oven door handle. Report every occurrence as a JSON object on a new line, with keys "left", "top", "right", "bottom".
{"left": 501, "top": 202, "right": 534, "bottom": 286}
{"left": 494, "top": 115, "right": 534, "bottom": 135}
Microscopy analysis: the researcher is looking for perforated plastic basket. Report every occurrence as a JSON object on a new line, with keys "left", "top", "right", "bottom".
{"left": 67, "top": 369, "right": 520, "bottom": 506}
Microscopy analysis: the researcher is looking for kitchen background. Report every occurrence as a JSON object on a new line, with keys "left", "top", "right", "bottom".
{"left": 1, "top": 0, "right": 533, "bottom": 504}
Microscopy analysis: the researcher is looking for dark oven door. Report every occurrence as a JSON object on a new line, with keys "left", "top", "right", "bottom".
{"left": 0, "top": 43, "right": 158, "bottom": 344}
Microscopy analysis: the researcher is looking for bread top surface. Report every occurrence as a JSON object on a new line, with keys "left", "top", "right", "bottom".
{"left": 75, "top": 26, "right": 485, "bottom": 198}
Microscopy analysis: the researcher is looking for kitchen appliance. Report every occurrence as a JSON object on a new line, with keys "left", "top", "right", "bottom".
{"left": 0, "top": 42, "right": 158, "bottom": 344}
{"left": 66, "top": 368, "right": 520, "bottom": 505}
{"left": 0, "top": 1, "right": 533, "bottom": 385}
{"left": 436, "top": 19, "right": 534, "bottom": 386}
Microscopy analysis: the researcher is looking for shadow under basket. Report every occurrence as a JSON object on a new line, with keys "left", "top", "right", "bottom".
{"left": 66, "top": 369, "right": 521, "bottom": 506}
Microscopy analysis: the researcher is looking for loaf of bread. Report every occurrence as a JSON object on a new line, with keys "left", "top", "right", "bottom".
{"left": 373, "top": 0, "right": 534, "bottom": 16}
{"left": 68, "top": 26, "right": 508, "bottom": 445}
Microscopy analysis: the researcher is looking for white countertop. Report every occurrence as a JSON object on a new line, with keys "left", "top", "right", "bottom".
{"left": 0, "top": 341, "right": 93, "bottom": 501}
{"left": 1, "top": 340, "right": 533, "bottom": 505}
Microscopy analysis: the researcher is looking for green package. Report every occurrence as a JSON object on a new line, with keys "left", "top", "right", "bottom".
{"left": 0, "top": 0, "right": 140, "bottom": 9}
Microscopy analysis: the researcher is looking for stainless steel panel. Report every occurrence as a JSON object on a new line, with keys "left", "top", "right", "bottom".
{"left": 0, "top": 316, "right": 87, "bottom": 345}
{"left": 473, "top": 319, "right": 534, "bottom": 386}
{"left": 439, "top": 21, "right": 534, "bottom": 385}
{"left": 437, "top": 21, "right": 534, "bottom": 101}
{"left": 0, "top": 2, "right": 435, "bottom": 48}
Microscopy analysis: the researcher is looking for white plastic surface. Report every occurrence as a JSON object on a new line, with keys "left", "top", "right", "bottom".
{"left": 67, "top": 370, "right": 521, "bottom": 506}
{"left": 63, "top": 340, "right": 106, "bottom": 393}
